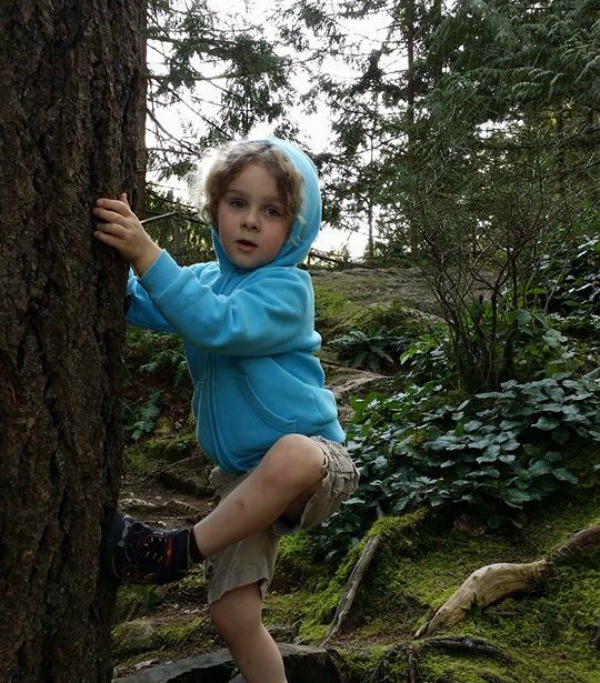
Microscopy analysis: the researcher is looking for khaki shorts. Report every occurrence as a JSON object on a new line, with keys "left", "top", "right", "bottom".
{"left": 204, "top": 436, "right": 360, "bottom": 605}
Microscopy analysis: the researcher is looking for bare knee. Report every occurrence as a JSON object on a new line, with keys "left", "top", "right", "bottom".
{"left": 260, "top": 434, "right": 324, "bottom": 490}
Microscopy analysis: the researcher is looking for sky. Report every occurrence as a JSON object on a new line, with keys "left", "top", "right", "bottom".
{"left": 147, "top": 0, "right": 390, "bottom": 259}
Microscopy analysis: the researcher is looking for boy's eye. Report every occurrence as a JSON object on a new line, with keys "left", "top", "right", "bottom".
{"left": 229, "top": 198, "right": 244, "bottom": 208}
{"left": 266, "top": 207, "right": 282, "bottom": 218}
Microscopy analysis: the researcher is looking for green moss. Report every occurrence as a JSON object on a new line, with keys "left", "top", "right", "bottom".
{"left": 416, "top": 632, "right": 599, "bottom": 683}
{"left": 281, "top": 541, "right": 366, "bottom": 642}
{"left": 114, "top": 585, "right": 164, "bottom": 624}
{"left": 368, "top": 509, "right": 429, "bottom": 542}
{"left": 157, "top": 616, "right": 207, "bottom": 648}
{"left": 112, "top": 614, "right": 217, "bottom": 661}
{"left": 274, "top": 530, "right": 325, "bottom": 588}
{"left": 338, "top": 299, "right": 427, "bottom": 336}
{"left": 268, "top": 513, "right": 432, "bottom": 643}
{"left": 303, "top": 481, "right": 600, "bottom": 679}
{"left": 417, "top": 652, "right": 517, "bottom": 683}
{"left": 124, "top": 430, "right": 197, "bottom": 476}
{"left": 263, "top": 589, "right": 327, "bottom": 641}
{"left": 342, "top": 646, "right": 403, "bottom": 682}
{"left": 314, "top": 285, "right": 363, "bottom": 338}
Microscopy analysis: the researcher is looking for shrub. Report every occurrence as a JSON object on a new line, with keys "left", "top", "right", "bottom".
{"left": 123, "top": 390, "right": 163, "bottom": 443}
{"left": 533, "top": 233, "right": 600, "bottom": 316}
{"left": 330, "top": 328, "right": 411, "bottom": 373}
{"left": 315, "top": 371, "right": 600, "bottom": 560}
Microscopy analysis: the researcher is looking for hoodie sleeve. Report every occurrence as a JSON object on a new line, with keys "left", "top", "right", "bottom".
{"left": 126, "top": 269, "right": 177, "bottom": 333}
{"left": 138, "top": 250, "right": 316, "bottom": 355}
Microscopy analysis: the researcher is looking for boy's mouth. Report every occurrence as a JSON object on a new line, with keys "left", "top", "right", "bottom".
{"left": 236, "top": 239, "right": 257, "bottom": 251}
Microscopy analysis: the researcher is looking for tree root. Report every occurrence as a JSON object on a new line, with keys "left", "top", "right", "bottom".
{"left": 322, "top": 508, "right": 384, "bottom": 643}
{"left": 420, "top": 635, "right": 514, "bottom": 664}
{"left": 370, "top": 637, "right": 511, "bottom": 683}
{"left": 480, "top": 673, "right": 512, "bottom": 683}
{"left": 414, "top": 559, "right": 549, "bottom": 637}
{"left": 415, "top": 523, "right": 600, "bottom": 638}
{"left": 370, "top": 644, "right": 417, "bottom": 683}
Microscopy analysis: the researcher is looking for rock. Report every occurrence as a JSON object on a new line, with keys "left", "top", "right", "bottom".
{"left": 112, "top": 619, "right": 162, "bottom": 658}
{"left": 112, "top": 644, "right": 346, "bottom": 683}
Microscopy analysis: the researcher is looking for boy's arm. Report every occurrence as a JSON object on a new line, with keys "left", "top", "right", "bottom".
{"left": 126, "top": 269, "right": 177, "bottom": 333}
{"left": 139, "top": 251, "right": 316, "bottom": 356}
{"left": 93, "top": 193, "right": 176, "bottom": 333}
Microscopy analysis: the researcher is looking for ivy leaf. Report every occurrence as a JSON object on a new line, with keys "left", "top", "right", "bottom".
{"left": 552, "top": 468, "right": 578, "bottom": 484}
{"left": 505, "top": 489, "right": 534, "bottom": 506}
{"left": 533, "top": 416, "right": 561, "bottom": 430}
{"left": 551, "top": 428, "right": 570, "bottom": 445}
{"left": 527, "top": 460, "right": 552, "bottom": 477}
{"left": 477, "top": 444, "right": 501, "bottom": 462}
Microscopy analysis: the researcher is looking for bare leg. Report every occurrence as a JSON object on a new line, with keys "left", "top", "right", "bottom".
{"left": 102, "top": 434, "right": 325, "bottom": 584}
{"left": 193, "top": 434, "right": 324, "bottom": 557}
{"left": 211, "top": 583, "right": 287, "bottom": 683}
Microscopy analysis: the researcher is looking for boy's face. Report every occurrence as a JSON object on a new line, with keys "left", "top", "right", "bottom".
{"left": 217, "top": 163, "right": 292, "bottom": 269}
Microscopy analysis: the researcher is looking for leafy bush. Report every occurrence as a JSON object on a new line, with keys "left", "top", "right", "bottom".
{"left": 125, "top": 329, "right": 189, "bottom": 387}
{"left": 400, "top": 333, "right": 453, "bottom": 386}
{"left": 139, "top": 345, "right": 189, "bottom": 386}
{"left": 331, "top": 328, "right": 411, "bottom": 373}
{"left": 123, "top": 390, "right": 163, "bottom": 443}
{"left": 314, "top": 371, "right": 600, "bottom": 560}
{"left": 533, "top": 234, "right": 600, "bottom": 316}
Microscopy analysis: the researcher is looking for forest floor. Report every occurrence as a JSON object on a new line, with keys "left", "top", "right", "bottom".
{"left": 111, "top": 265, "right": 600, "bottom": 683}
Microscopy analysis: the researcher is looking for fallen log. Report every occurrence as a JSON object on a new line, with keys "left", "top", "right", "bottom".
{"left": 415, "top": 523, "right": 600, "bottom": 638}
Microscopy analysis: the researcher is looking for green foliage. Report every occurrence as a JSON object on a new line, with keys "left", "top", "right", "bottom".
{"left": 533, "top": 232, "right": 600, "bottom": 316}
{"left": 315, "top": 371, "right": 600, "bottom": 559}
{"left": 143, "top": 188, "right": 214, "bottom": 265}
{"left": 124, "top": 328, "right": 189, "bottom": 387}
{"left": 139, "top": 345, "right": 188, "bottom": 387}
{"left": 328, "top": 299, "right": 432, "bottom": 372}
{"left": 331, "top": 328, "right": 410, "bottom": 373}
{"left": 123, "top": 390, "right": 163, "bottom": 443}
{"left": 146, "top": 0, "right": 297, "bottom": 180}
{"left": 400, "top": 333, "right": 453, "bottom": 385}
{"left": 122, "top": 328, "right": 191, "bottom": 445}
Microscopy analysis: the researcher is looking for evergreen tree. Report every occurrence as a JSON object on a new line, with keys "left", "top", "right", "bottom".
{"left": 146, "top": 0, "right": 298, "bottom": 180}
{"left": 0, "top": 2, "right": 145, "bottom": 680}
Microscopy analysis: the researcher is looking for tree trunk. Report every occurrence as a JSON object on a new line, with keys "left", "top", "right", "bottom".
{"left": 404, "top": 0, "right": 420, "bottom": 255}
{"left": 0, "top": 2, "right": 145, "bottom": 682}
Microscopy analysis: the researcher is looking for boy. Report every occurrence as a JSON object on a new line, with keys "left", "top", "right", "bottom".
{"left": 93, "top": 138, "right": 359, "bottom": 683}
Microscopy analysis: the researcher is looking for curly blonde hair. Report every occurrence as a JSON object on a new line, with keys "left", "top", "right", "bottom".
{"left": 200, "top": 141, "right": 303, "bottom": 227}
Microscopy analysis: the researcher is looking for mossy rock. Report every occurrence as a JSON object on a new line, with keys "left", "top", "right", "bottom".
{"left": 112, "top": 613, "right": 217, "bottom": 660}
{"left": 125, "top": 431, "right": 199, "bottom": 476}
{"left": 333, "top": 299, "right": 433, "bottom": 337}
{"left": 114, "top": 584, "right": 165, "bottom": 625}
{"left": 314, "top": 284, "right": 364, "bottom": 339}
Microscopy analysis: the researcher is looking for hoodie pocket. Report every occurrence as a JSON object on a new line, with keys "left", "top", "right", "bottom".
{"left": 237, "top": 375, "right": 297, "bottom": 432}
{"left": 195, "top": 374, "right": 298, "bottom": 467}
{"left": 222, "top": 375, "right": 297, "bottom": 459}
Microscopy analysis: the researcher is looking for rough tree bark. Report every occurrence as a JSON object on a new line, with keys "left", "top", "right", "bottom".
{"left": 0, "top": 2, "right": 145, "bottom": 681}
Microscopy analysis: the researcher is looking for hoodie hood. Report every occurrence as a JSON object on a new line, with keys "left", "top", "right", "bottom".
{"left": 212, "top": 137, "right": 322, "bottom": 270}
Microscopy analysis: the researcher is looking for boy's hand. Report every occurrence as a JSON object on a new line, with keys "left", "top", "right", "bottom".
{"left": 93, "top": 193, "right": 161, "bottom": 275}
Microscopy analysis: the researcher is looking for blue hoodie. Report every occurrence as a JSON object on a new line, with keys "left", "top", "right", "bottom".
{"left": 126, "top": 138, "right": 345, "bottom": 474}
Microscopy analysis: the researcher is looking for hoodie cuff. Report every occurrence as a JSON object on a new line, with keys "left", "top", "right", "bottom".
{"left": 138, "top": 249, "right": 181, "bottom": 299}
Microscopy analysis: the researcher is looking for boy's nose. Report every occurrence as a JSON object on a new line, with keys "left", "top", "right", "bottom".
{"left": 242, "top": 209, "right": 260, "bottom": 230}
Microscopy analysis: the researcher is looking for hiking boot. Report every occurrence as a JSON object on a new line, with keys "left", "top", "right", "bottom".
{"left": 102, "top": 512, "right": 192, "bottom": 585}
